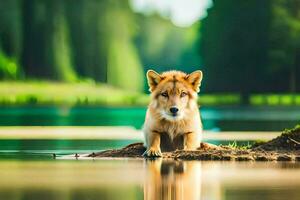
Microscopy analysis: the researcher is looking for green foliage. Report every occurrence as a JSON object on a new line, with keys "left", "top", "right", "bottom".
{"left": 268, "top": 0, "right": 300, "bottom": 92}
{"left": 51, "top": 0, "right": 77, "bottom": 82}
{"left": 0, "top": 0, "right": 22, "bottom": 79}
{"left": 3, "top": 0, "right": 300, "bottom": 96}
{"left": 198, "top": 94, "right": 241, "bottom": 106}
{"left": 65, "top": 0, "right": 108, "bottom": 82}
{"left": 68, "top": 0, "right": 146, "bottom": 91}
{"left": 200, "top": 0, "right": 271, "bottom": 93}
{"left": 0, "top": 49, "right": 19, "bottom": 79}
{"left": 227, "top": 141, "right": 252, "bottom": 150}
{"left": 0, "top": 81, "right": 147, "bottom": 106}
{"left": 0, "top": 0, "right": 145, "bottom": 91}
{"left": 201, "top": 0, "right": 300, "bottom": 94}
{"left": 21, "top": 0, "right": 77, "bottom": 81}
{"left": 0, "top": 82, "right": 243, "bottom": 106}
{"left": 282, "top": 124, "right": 300, "bottom": 136}
{"left": 135, "top": 14, "right": 201, "bottom": 78}
{"left": 250, "top": 94, "right": 300, "bottom": 106}
{"left": 227, "top": 141, "right": 239, "bottom": 149}
{"left": 107, "top": 40, "right": 144, "bottom": 92}
{"left": 106, "top": 1, "right": 144, "bottom": 92}
{"left": 0, "top": 0, "right": 22, "bottom": 59}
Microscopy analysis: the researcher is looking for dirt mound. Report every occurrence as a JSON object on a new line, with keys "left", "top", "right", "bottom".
{"left": 89, "top": 142, "right": 146, "bottom": 158}
{"left": 254, "top": 125, "right": 300, "bottom": 151}
{"left": 82, "top": 125, "right": 300, "bottom": 161}
{"left": 85, "top": 142, "right": 299, "bottom": 161}
{"left": 87, "top": 142, "right": 225, "bottom": 158}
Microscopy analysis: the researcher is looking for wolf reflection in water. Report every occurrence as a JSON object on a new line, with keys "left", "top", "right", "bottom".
{"left": 144, "top": 160, "right": 202, "bottom": 200}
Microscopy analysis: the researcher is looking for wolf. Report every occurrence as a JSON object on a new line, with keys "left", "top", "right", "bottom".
{"left": 143, "top": 70, "right": 203, "bottom": 157}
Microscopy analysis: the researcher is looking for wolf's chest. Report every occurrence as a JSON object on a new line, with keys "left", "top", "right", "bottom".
{"left": 163, "top": 124, "right": 186, "bottom": 140}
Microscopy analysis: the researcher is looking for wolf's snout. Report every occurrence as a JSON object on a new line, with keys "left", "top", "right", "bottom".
{"left": 170, "top": 107, "right": 179, "bottom": 114}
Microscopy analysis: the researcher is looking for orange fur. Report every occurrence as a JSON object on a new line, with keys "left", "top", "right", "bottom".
{"left": 144, "top": 160, "right": 202, "bottom": 200}
{"left": 143, "top": 70, "right": 203, "bottom": 157}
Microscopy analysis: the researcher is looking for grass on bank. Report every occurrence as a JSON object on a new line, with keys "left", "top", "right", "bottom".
{"left": 226, "top": 141, "right": 252, "bottom": 150}
{"left": 1, "top": 82, "right": 299, "bottom": 107}
{"left": 0, "top": 81, "right": 149, "bottom": 106}
{"left": 0, "top": 81, "right": 241, "bottom": 106}
{"left": 250, "top": 94, "right": 300, "bottom": 106}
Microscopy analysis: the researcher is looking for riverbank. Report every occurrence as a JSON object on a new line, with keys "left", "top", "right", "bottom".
{"left": 0, "top": 81, "right": 239, "bottom": 106}
{"left": 80, "top": 125, "right": 300, "bottom": 161}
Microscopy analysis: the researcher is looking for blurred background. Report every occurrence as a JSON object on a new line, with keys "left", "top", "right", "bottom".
{"left": 0, "top": 0, "right": 299, "bottom": 131}
{"left": 1, "top": 2, "right": 300, "bottom": 200}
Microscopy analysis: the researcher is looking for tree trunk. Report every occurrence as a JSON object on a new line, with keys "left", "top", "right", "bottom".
{"left": 21, "top": 0, "right": 76, "bottom": 81}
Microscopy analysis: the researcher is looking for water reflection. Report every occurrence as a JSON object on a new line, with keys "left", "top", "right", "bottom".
{"left": 0, "top": 158, "right": 300, "bottom": 200}
{"left": 144, "top": 160, "right": 300, "bottom": 200}
{"left": 144, "top": 159, "right": 202, "bottom": 200}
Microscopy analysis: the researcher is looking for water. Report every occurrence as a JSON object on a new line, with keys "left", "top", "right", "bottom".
{"left": 0, "top": 157, "right": 299, "bottom": 200}
{"left": 0, "top": 106, "right": 299, "bottom": 199}
{"left": 0, "top": 134, "right": 299, "bottom": 200}
{"left": 0, "top": 106, "right": 299, "bottom": 131}
{"left": 0, "top": 139, "right": 138, "bottom": 154}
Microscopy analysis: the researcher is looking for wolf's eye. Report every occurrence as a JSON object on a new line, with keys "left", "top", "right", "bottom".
{"left": 161, "top": 92, "right": 168, "bottom": 98}
{"left": 180, "top": 92, "right": 187, "bottom": 98}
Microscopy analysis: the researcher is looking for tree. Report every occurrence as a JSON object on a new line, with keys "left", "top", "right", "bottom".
{"left": 268, "top": 0, "right": 300, "bottom": 92}
{"left": 21, "top": 0, "right": 76, "bottom": 81}
{"left": 0, "top": 0, "right": 146, "bottom": 92}
{"left": 0, "top": 0, "right": 22, "bottom": 79}
{"left": 134, "top": 14, "right": 201, "bottom": 91}
{"left": 65, "top": 0, "right": 108, "bottom": 82}
{"left": 106, "top": 0, "right": 144, "bottom": 92}
{"left": 200, "top": 0, "right": 271, "bottom": 95}
{"left": 66, "top": 0, "right": 144, "bottom": 92}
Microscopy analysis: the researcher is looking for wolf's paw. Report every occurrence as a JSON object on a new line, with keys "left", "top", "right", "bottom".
{"left": 142, "top": 148, "right": 162, "bottom": 157}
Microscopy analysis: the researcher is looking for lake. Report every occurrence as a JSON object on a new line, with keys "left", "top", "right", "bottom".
{"left": 0, "top": 157, "right": 299, "bottom": 200}
{"left": 0, "top": 106, "right": 299, "bottom": 131}
{"left": 0, "top": 106, "right": 299, "bottom": 200}
{"left": 0, "top": 128, "right": 298, "bottom": 200}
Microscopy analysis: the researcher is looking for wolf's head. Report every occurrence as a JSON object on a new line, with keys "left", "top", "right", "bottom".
{"left": 147, "top": 70, "right": 202, "bottom": 121}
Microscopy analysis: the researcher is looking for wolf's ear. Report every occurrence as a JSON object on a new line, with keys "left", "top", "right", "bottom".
{"left": 186, "top": 70, "right": 203, "bottom": 92}
{"left": 147, "top": 70, "right": 162, "bottom": 92}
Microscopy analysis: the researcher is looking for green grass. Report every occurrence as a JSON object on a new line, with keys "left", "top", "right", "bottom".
{"left": 250, "top": 94, "right": 300, "bottom": 106}
{"left": 0, "top": 81, "right": 148, "bottom": 106}
{"left": 3, "top": 82, "right": 300, "bottom": 107}
{"left": 226, "top": 141, "right": 252, "bottom": 150}
{"left": 281, "top": 124, "right": 300, "bottom": 136}
{"left": 0, "top": 81, "right": 242, "bottom": 106}
{"left": 198, "top": 94, "right": 241, "bottom": 106}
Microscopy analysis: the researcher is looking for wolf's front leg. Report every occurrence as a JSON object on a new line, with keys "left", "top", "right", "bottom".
{"left": 183, "top": 132, "right": 200, "bottom": 150}
{"left": 143, "top": 131, "right": 162, "bottom": 157}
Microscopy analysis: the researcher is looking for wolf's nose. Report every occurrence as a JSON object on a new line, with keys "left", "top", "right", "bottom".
{"left": 170, "top": 107, "right": 179, "bottom": 114}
